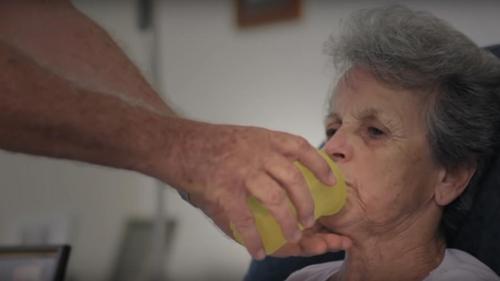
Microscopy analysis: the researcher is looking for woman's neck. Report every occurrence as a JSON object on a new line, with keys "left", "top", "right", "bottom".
{"left": 329, "top": 205, "right": 446, "bottom": 281}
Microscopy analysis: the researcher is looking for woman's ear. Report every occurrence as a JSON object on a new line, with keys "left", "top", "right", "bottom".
{"left": 434, "top": 164, "right": 476, "bottom": 206}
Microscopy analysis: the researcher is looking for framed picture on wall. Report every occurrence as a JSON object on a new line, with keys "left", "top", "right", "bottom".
{"left": 236, "top": 0, "right": 302, "bottom": 27}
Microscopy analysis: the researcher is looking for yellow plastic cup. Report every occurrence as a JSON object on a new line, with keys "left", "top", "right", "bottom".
{"left": 231, "top": 150, "right": 346, "bottom": 255}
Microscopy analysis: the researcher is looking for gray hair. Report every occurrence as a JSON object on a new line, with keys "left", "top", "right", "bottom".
{"left": 326, "top": 5, "right": 500, "bottom": 239}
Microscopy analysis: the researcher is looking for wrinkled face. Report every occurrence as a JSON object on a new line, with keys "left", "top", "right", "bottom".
{"left": 320, "top": 67, "right": 442, "bottom": 235}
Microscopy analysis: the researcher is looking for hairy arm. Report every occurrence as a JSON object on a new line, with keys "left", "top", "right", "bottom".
{"left": 0, "top": 39, "right": 176, "bottom": 174}
{"left": 0, "top": 0, "right": 178, "bottom": 178}
{"left": 0, "top": 0, "right": 348, "bottom": 259}
{"left": 0, "top": 0, "right": 170, "bottom": 114}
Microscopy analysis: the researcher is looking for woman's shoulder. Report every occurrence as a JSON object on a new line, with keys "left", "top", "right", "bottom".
{"left": 427, "top": 248, "right": 500, "bottom": 281}
{"left": 285, "top": 260, "right": 343, "bottom": 281}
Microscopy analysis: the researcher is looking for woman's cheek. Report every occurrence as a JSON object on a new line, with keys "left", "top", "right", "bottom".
{"left": 353, "top": 189, "right": 402, "bottom": 224}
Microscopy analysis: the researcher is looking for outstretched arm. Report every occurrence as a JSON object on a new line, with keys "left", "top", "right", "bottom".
{"left": 0, "top": 0, "right": 348, "bottom": 259}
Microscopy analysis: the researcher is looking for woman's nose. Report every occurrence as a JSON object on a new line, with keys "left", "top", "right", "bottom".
{"left": 323, "top": 130, "right": 353, "bottom": 162}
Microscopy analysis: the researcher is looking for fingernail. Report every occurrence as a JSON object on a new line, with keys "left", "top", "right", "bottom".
{"left": 255, "top": 249, "right": 266, "bottom": 260}
{"left": 342, "top": 238, "right": 352, "bottom": 249}
{"left": 327, "top": 172, "right": 336, "bottom": 186}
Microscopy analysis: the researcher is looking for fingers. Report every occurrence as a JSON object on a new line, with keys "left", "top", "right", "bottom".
{"left": 298, "top": 233, "right": 351, "bottom": 256}
{"left": 303, "top": 224, "right": 352, "bottom": 253}
{"left": 224, "top": 196, "right": 266, "bottom": 260}
{"left": 271, "top": 231, "right": 352, "bottom": 257}
{"left": 278, "top": 135, "right": 336, "bottom": 186}
{"left": 177, "top": 126, "right": 343, "bottom": 261}
{"left": 315, "top": 233, "right": 351, "bottom": 253}
{"left": 246, "top": 173, "right": 302, "bottom": 243}
{"left": 264, "top": 154, "right": 315, "bottom": 228}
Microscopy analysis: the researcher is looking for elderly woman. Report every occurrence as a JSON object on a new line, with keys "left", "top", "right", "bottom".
{"left": 286, "top": 5, "right": 500, "bottom": 281}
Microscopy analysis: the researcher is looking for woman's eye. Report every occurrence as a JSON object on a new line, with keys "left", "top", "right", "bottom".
{"left": 367, "top": 126, "right": 385, "bottom": 138}
{"left": 326, "top": 128, "right": 337, "bottom": 139}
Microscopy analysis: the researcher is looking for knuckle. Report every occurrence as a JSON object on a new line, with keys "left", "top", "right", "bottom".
{"left": 233, "top": 213, "right": 255, "bottom": 229}
{"left": 265, "top": 189, "right": 287, "bottom": 206}
{"left": 261, "top": 158, "right": 274, "bottom": 171}
{"left": 243, "top": 174, "right": 254, "bottom": 189}
{"left": 288, "top": 168, "right": 305, "bottom": 185}
{"left": 295, "top": 137, "right": 310, "bottom": 151}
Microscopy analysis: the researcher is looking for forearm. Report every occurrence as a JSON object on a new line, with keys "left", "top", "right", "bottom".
{"left": 0, "top": 40, "right": 180, "bottom": 178}
{"left": 0, "top": 0, "right": 189, "bottom": 180}
{"left": 0, "top": 0, "right": 172, "bottom": 114}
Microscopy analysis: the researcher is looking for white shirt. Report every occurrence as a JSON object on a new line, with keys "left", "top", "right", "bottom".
{"left": 286, "top": 249, "right": 499, "bottom": 281}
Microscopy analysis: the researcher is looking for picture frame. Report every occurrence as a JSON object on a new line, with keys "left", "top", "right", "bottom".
{"left": 236, "top": 0, "right": 302, "bottom": 28}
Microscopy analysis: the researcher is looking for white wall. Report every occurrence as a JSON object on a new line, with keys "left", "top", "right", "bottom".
{"left": 156, "top": 1, "right": 500, "bottom": 280}
{"left": 1, "top": 1, "right": 499, "bottom": 281}
{"left": 0, "top": 1, "right": 157, "bottom": 281}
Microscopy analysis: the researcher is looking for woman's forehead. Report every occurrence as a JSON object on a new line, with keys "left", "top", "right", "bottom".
{"left": 327, "top": 69, "right": 426, "bottom": 127}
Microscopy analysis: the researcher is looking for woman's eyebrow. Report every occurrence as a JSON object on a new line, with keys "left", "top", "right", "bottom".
{"left": 326, "top": 107, "right": 397, "bottom": 126}
{"left": 353, "top": 107, "right": 381, "bottom": 120}
{"left": 353, "top": 107, "right": 387, "bottom": 122}
{"left": 325, "top": 112, "right": 341, "bottom": 124}
{"left": 354, "top": 107, "right": 403, "bottom": 132}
